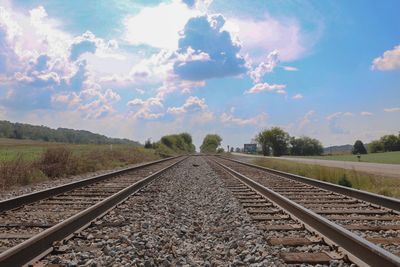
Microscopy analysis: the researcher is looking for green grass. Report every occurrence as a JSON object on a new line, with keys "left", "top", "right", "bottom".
{"left": 252, "top": 157, "right": 400, "bottom": 198}
{"left": 288, "top": 151, "right": 400, "bottom": 164}
{"left": 0, "top": 138, "right": 161, "bottom": 190}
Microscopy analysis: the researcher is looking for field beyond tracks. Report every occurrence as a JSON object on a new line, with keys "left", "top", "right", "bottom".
{"left": 0, "top": 138, "right": 160, "bottom": 191}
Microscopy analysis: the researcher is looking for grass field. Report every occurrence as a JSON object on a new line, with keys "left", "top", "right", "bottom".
{"left": 0, "top": 138, "right": 160, "bottom": 190}
{"left": 288, "top": 151, "right": 400, "bottom": 164}
{"left": 252, "top": 157, "right": 400, "bottom": 198}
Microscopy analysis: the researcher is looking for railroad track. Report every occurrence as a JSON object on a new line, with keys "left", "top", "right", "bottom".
{"left": 209, "top": 156, "right": 400, "bottom": 266}
{"left": 0, "top": 156, "right": 186, "bottom": 266}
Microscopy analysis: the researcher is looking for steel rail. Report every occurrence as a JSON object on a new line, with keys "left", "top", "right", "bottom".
{"left": 0, "top": 156, "right": 180, "bottom": 213}
{"left": 218, "top": 156, "right": 400, "bottom": 212}
{"left": 0, "top": 156, "right": 188, "bottom": 267}
{"left": 213, "top": 159, "right": 400, "bottom": 266}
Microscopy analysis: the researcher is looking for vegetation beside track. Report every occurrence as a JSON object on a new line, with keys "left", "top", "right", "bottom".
{"left": 0, "top": 138, "right": 160, "bottom": 190}
{"left": 286, "top": 151, "right": 400, "bottom": 165}
{"left": 252, "top": 157, "right": 400, "bottom": 198}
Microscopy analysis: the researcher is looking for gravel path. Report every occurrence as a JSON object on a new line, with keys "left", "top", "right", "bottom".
{"left": 43, "top": 156, "right": 283, "bottom": 266}
{"left": 232, "top": 153, "right": 400, "bottom": 179}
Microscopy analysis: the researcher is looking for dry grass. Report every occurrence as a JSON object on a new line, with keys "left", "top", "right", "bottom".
{"left": 253, "top": 158, "right": 400, "bottom": 198}
{"left": 0, "top": 144, "right": 160, "bottom": 190}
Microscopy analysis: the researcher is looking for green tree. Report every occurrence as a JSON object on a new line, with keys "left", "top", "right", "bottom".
{"left": 200, "top": 134, "right": 222, "bottom": 153}
{"left": 380, "top": 135, "right": 400, "bottom": 151}
{"left": 144, "top": 139, "right": 153, "bottom": 149}
{"left": 352, "top": 140, "right": 367, "bottom": 154}
{"left": 290, "top": 136, "right": 323, "bottom": 156}
{"left": 255, "top": 127, "right": 289, "bottom": 156}
{"left": 255, "top": 131, "right": 270, "bottom": 156}
{"left": 369, "top": 140, "right": 384, "bottom": 153}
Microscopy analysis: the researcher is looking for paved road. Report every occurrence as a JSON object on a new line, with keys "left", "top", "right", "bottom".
{"left": 232, "top": 153, "right": 400, "bottom": 179}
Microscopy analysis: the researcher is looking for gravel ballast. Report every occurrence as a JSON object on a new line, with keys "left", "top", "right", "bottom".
{"left": 44, "top": 156, "right": 283, "bottom": 266}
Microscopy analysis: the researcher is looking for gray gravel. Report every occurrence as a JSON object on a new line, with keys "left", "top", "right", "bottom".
{"left": 44, "top": 156, "right": 284, "bottom": 266}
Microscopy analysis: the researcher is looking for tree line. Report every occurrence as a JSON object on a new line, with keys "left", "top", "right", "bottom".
{"left": 255, "top": 127, "right": 323, "bottom": 156}
{"left": 0, "top": 120, "right": 138, "bottom": 145}
{"left": 368, "top": 134, "right": 400, "bottom": 153}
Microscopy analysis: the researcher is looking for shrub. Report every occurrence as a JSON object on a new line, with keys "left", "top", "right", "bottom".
{"left": 0, "top": 154, "right": 43, "bottom": 189}
{"left": 338, "top": 174, "right": 352, "bottom": 187}
{"left": 36, "top": 147, "right": 72, "bottom": 178}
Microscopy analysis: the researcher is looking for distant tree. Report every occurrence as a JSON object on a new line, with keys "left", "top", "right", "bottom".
{"left": 380, "top": 135, "right": 400, "bottom": 152}
{"left": 290, "top": 136, "right": 323, "bottom": 156}
{"left": 235, "top": 147, "right": 240, "bottom": 153}
{"left": 255, "top": 127, "right": 289, "bottom": 156}
{"left": 217, "top": 147, "right": 225, "bottom": 153}
{"left": 144, "top": 139, "right": 153, "bottom": 149}
{"left": 158, "top": 133, "right": 195, "bottom": 154}
{"left": 369, "top": 140, "right": 384, "bottom": 153}
{"left": 352, "top": 140, "right": 367, "bottom": 154}
{"left": 230, "top": 147, "right": 234, "bottom": 153}
{"left": 0, "top": 120, "right": 140, "bottom": 145}
{"left": 369, "top": 134, "right": 400, "bottom": 153}
{"left": 200, "top": 134, "right": 222, "bottom": 153}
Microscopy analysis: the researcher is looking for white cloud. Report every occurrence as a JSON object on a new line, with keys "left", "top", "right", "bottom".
{"left": 220, "top": 112, "right": 267, "bottom": 126}
{"left": 360, "top": 111, "right": 373, "bottom": 116}
{"left": 225, "top": 15, "right": 306, "bottom": 62}
{"left": 371, "top": 45, "right": 400, "bottom": 71}
{"left": 282, "top": 66, "right": 298, "bottom": 71}
{"left": 126, "top": 96, "right": 164, "bottom": 120}
{"left": 245, "top": 82, "right": 286, "bottom": 94}
{"left": 167, "top": 96, "right": 207, "bottom": 114}
{"left": 384, "top": 107, "right": 400, "bottom": 113}
{"left": 292, "top": 93, "right": 303, "bottom": 100}
{"left": 176, "top": 46, "right": 210, "bottom": 62}
{"left": 123, "top": 0, "right": 199, "bottom": 50}
{"left": 249, "top": 50, "right": 278, "bottom": 83}
{"left": 326, "top": 112, "right": 353, "bottom": 121}
{"left": 299, "top": 110, "right": 315, "bottom": 130}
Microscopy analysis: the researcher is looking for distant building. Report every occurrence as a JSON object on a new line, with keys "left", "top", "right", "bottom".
{"left": 243, "top": 143, "right": 257, "bottom": 154}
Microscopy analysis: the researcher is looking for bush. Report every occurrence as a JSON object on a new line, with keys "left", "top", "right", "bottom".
{"left": 338, "top": 174, "right": 352, "bottom": 187}
{"left": 0, "top": 154, "right": 45, "bottom": 189}
{"left": 36, "top": 147, "right": 72, "bottom": 178}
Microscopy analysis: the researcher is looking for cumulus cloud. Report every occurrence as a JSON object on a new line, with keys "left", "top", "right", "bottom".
{"left": 0, "top": 5, "right": 125, "bottom": 120}
{"left": 384, "top": 107, "right": 400, "bottom": 113}
{"left": 244, "top": 82, "right": 286, "bottom": 94}
{"left": 249, "top": 50, "right": 279, "bottom": 83}
{"left": 292, "top": 93, "right": 303, "bottom": 99}
{"left": 226, "top": 15, "right": 308, "bottom": 62}
{"left": 167, "top": 96, "right": 207, "bottom": 114}
{"left": 123, "top": 0, "right": 199, "bottom": 50}
{"left": 70, "top": 35, "right": 97, "bottom": 61}
{"left": 174, "top": 14, "right": 247, "bottom": 80}
{"left": 220, "top": 112, "right": 267, "bottom": 126}
{"left": 371, "top": 45, "right": 400, "bottom": 71}
{"left": 127, "top": 97, "right": 164, "bottom": 120}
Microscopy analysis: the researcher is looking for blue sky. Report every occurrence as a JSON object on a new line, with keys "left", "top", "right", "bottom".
{"left": 0, "top": 0, "right": 399, "bottom": 149}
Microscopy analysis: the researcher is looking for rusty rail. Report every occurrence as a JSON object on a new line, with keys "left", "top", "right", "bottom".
{"left": 0, "top": 156, "right": 187, "bottom": 266}
{"left": 0, "top": 156, "right": 179, "bottom": 213}
{"left": 218, "top": 156, "right": 400, "bottom": 212}
{"left": 213, "top": 159, "right": 400, "bottom": 266}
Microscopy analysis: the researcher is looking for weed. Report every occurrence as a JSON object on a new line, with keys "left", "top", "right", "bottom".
{"left": 338, "top": 174, "right": 352, "bottom": 187}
